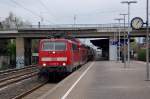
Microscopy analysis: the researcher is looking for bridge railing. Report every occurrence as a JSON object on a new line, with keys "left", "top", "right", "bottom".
{"left": 0, "top": 23, "right": 129, "bottom": 30}
{"left": 20, "top": 23, "right": 128, "bottom": 29}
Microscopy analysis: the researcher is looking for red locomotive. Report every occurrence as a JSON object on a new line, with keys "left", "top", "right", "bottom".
{"left": 38, "top": 37, "right": 94, "bottom": 77}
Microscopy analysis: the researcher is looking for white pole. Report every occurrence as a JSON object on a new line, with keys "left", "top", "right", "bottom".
{"left": 119, "top": 20, "right": 121, "bottom": 61}
{"left": 114, "top": 18, "right": 124, "bottom": 61}
{"left": 121, "top": 1, "right": 137, "bottom": 65}
{"left": 127, "top": 3, "right": 130, "bottom": 64}
{"left": 120, "top": 14, "right": 128, "bottom": 67}
{"left": 146, "top": 0, "right": 149, "bottom": 80}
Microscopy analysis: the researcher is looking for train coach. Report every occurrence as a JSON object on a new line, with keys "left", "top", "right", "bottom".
{"left": 38, "top": 38, "right": 94, "bottom": 77}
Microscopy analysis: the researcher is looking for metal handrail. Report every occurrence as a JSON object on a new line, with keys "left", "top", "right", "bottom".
{"left": 0, "top": 23, "right": 129, "bottom": 30}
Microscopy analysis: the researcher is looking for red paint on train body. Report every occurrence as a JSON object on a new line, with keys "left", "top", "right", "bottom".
{"left": 38, "top": 38, "right": 88, "bottom": 73}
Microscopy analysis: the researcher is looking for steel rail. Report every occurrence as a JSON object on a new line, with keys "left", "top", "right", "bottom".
{"left": 0, "top": 72, "right": 38, "bottom": 88}
{"left": 12, "top": 81, "right": 47, "bottom": 99}
{"left": 0, "top": 65, "right": 36, "bottom": 75}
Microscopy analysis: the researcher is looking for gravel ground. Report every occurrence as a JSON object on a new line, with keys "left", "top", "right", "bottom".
{"left": 0, "top": 67, "right": 38, "bottom": 80}
{"left": 0, "top": 76, "right": 44, "bottom": 99}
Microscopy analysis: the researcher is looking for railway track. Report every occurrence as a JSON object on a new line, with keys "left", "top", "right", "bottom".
{"left": 0, "top": 74, "right": 47, "bottom": 99}
{"left": 13, "top": 80, "right": 47, "bottom": 99}
{"left": 0, "top": 65, "right": 74, "bottom": 99}
{"left": 0, "top": 65, "right": 47, "bottom": 99}
{"left": 0, "top": 65, "right": 36, "bottom": 74}
{"left": 0, "top": 71, "right": 38, "bottom": 88}
{"left": 0, "top": 65, "right": 37, "bottom": 78}
{"left": 0, "top": 65, "right": 39, "bottom": 88}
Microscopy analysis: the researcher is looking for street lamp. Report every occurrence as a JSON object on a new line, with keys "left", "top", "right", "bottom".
{"left": 74, "top": 14, "right": 77, "bottom": 25}
{"left": 120, "top": 14, "right": 128, "bottom": 68}
{"left": 121, "top": 0, "right": 137, "bottom": 65}
{"left": 146, "top": 0, "right": 149, "bottom": 80}
{"left": 114, "top": 18, "right": 124, "bottom": 61}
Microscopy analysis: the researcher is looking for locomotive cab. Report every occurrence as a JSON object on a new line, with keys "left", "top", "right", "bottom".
{"left": 39, "top": 39, "right": 74, "bottom": 72}
{"left": 38, "top": 38, "right": 90, "bottom": 76}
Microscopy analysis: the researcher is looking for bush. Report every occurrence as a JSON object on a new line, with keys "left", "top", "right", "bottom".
{"left": 137, "top": 49, "right": 146, "bottom": 61}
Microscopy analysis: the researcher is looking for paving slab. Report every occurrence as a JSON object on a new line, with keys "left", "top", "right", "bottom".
{"left": 39, "top": 61, "right": 150, "bottom": 99}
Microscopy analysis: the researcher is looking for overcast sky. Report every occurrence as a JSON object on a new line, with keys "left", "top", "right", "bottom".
{"left": 0, "top": 0, "right": 147, "bottom": 25}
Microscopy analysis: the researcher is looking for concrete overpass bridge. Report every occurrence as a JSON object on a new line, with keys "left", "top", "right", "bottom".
{"left": 0, "top": 24, "right": 148, "bottom": 38}
{"left": 0, "top": 24, "right": 148, "bottom": 68}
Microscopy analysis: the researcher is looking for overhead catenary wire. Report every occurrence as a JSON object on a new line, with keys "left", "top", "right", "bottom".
{"left": 38, "top": 0, "right": 54, "bottom": 16}
{"left": 1, "top": 0, "right": 146, "bottom": 25}
{"left": 10, "top": 0, "right": 41, "bottom": 18}
{"left": 9, "top": 0, "right": 55, "bottom": 24}
{"left": 38, "top": 0, "right": 56, "bottom": 23}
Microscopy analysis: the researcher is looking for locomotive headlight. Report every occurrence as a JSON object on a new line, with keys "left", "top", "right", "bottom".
{"left": 43, "top": 63, "right": 46, "bottom": 67}
{"left": 62, "top": 63, "right": 66, "bottom": 66}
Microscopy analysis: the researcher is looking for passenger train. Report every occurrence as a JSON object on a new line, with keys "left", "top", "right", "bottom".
{"left": 38, "top": 37, "right": 95, "bottom": 77}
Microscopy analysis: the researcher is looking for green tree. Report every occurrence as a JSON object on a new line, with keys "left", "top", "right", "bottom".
{"left": 137, "top": 49, "right": 146, "bottom": 61}
{"left": 7, "top": 40, "right": 16, "bottom": 67}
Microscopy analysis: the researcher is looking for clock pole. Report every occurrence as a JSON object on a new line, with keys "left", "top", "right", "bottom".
{"left": 146, "top": 0, "right": 149, "bottom": 81}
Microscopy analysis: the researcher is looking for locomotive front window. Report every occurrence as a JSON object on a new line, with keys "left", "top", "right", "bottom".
{"left": 55, "top": 42, "right": 66, "bottom": 51}
{"left": 42, "top": 41, "right": 66, "bottom": 51}
{"left": 42, "top": 42, "right": 54, "bottom": 51}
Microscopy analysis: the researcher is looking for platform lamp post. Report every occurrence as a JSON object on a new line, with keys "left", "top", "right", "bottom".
{"left": 120, "top": 14, "right": 128, "bottom": 68}
{"left": 73, "top": 14, "right": 77, "bottom": 38}
{"left": 114, "top": 18, "right": 124, "bottom": 61}
{"left": 113, "top": 31, "right": 117, "bottom": 61}
{"left": 121, "top": 1, "right": 137, "bottom": 65}
{"left": 113, "top": 30, "right": 118, "bottom": 61}
{"left": 74, "top": 14, "right": 77, "bottom": 27}
{"left": 146, "top": 0, "right": 149, "bottom": 81}
{"left": 38, "top": 12, "right": 44, "bottom": 28}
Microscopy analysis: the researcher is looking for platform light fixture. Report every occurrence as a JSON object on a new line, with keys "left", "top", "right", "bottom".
{"left": 121, "top": 0, "right": 137, "bottom": 65}
{"left": 120, "top": 13, "right": 128, "bottom": 68}
{"left": 146, "top": 0, "right": 149, "bottom": 81}
{"left": 114, "top": 18, "right": 124, "bottom": 61}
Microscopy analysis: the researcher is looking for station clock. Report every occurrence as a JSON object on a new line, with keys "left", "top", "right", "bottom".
{"left": 131, "top": 17, "right": 144, "bottom": 30}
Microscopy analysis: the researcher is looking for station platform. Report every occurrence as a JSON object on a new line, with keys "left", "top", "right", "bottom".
{"left": 37, "top": 61, "right": 150, "bottom": 99}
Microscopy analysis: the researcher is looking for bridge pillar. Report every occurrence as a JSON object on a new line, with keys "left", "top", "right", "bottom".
{"left": 109, "top": 38, "right": 117, "bottom": 61}
{"left": 16, "top": 37, "right": 25, "bottom": 68}
{"left": 16, "top": 38, "right": 32, "bottom": 68}
{"left": 24, "top": 38, "right": 32, "bottom": 66}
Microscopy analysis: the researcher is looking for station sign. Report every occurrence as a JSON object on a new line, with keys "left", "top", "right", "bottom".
{"left": 32, "top": 53, "right": 39, "bottom": 56}
{"left": 110, "top": 40, "right": 127, "bottom": 46}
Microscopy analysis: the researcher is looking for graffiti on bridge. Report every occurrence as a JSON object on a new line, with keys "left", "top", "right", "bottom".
{"left": 16, "top": 56, "right": 24, "bottom": 68}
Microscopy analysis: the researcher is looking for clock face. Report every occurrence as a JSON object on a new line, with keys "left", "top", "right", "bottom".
{"left": 131, "top": 17, "right": 143, "bottom": 29}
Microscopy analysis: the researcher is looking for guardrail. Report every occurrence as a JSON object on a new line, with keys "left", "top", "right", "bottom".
{"left": 0, "top": 23, "right": 129, "bottom": 30}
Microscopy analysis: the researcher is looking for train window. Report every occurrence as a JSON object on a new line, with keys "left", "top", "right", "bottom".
{"left": 55, "top": 42, "right": 66, "bottom": 51}
{"left": 72, "top": 44, "right": 78, "bottom": 51}
{"left": 42, "top": 41, "right": 66, "bottom": 51}
{"left": 42, "top": 42, "right": 54, "bottom": 51}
